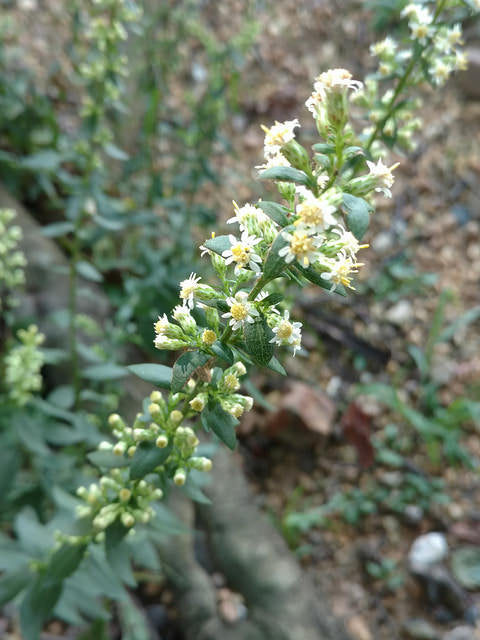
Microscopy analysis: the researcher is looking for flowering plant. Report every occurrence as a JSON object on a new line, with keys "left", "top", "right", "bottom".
{"left": 7, "top": 1, "right": 478, "bottom": 637}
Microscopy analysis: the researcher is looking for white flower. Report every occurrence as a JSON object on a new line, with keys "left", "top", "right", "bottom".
{"left": 179, "top": 272, "right": 201, "bottom": 309}
{"left": 331, "top": 226, "right": 369, "bottom": 258}
{"left": 278, "top": 228, "right": 322, "bottom": 268}
{"left": 320, "top": 251, "right": 362, "bottom": 291}
{"left": 261, "top": 119, "right": 300, "bottom": 157}
{"left": 312, "top": 68, "right": 363, "bottom": 100}
{"left": 366, "top": 158, "right": 399, "bottom": 198}
{"left": 295, "top": 193, "right": 337, "bottom": 232}
{"left": 154, "top": 314, "right": 170, "bottom": 335}
{"left": 222, "top": 291, "right": 259, "bottom": 331}
{"left": 255, "top": 151, "right": 291, "bottom": 172}
{"left": 227, "top": 202, "right": 269, "bottom": 229}
{"left": 222, "top": 231, "right": 262, "bottom": 274}
{"left": 270, "top": 310, "right": 302, "bottom": 356}
{"left": 431, "top": 59, "right": 451, "bottom": 86}
{"left": 370, "top": 37, "right": 397, "bottom": 59}
{"left": 446, "top": 24, "right": 463, "bottom": 48}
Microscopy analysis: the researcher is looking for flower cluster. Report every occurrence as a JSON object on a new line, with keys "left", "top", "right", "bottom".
{"left": 0, "top": 209, "right": 26, "bottom": 311}
{"left": 3, "top": 325, "right": 45, "bottom": 406}
{"left": 353, "top": 0, "right": 476, "bottom": 155}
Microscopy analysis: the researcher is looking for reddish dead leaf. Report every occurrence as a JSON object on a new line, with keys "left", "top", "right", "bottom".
{"left": 341, "top": 403, "right": 374, "bottom": 469}
{"left": 450, "top": 521, "right": 480, "bottom": 546}
{"left": 264, "top": 381, "right": 335, "bottom": 441}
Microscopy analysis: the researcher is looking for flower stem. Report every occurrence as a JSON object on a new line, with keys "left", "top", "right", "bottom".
{"left": 69, "top": 232, "right": 80, "bottom": 410}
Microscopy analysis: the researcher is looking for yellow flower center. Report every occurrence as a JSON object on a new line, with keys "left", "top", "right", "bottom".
{"left": 277, "top": 321, "right": 293, "bottom": 340}
{"left": 224, "top": 373, "right": 240, "bottom": 391}
{"left": 298, "top": 202, "right": 323, "bottom": 226}
{"left": 413, "top": 25, "right": 428, "bottom": 39}
{"left": 201, "top": 329, "right": 217, "bottom": 346}
{"left": 230, "top": 302, "right": 248, "bottom": 321}
{"left": 231, "top": 243, "right": 249, "bottom": 264}
{"left": 290, "top": 231, "right": 315, "bottom": 265}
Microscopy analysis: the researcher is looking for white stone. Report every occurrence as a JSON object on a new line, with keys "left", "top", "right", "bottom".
{"left": 409, "top": 532, "right": 448, "bottom": 571}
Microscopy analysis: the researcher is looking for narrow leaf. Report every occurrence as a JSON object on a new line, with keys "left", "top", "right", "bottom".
{"left": 259, "top": 166, "right": 310, "bottom": 185}
{"left": 82, "top": 363, "right": 128, "bottom": 381}
{"left": 257, "top": 201, "right": 289, "bottom": 226}
{"left": 127, "top": 363, "right": 172, "bottom": 389}
{"left": 171, "top": 351, "right": 211, "bottom": 393}
{"left": 130, "top": 443, "right": 172, "bottom": 479}
{"left": 201, "top": 403, "right": 238, "bottom": 450}
{"left": 76, "top": 261, "right": 103, "bottom": 283}
{"left": 262, "top": 226, "right": 293, "bottom": 280}
{"left": 0, "top": 567, "right": 31, "bottom": 606}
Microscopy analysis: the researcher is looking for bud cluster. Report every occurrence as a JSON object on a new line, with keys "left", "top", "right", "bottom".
{"left": 353, "top": 0, "right": 476, "bottom": 155}
{"left": 3, "top": 325, "right": 45, "bottom": 406}
{"left": 0, "top": 209, "right": 26, "bottom": 311}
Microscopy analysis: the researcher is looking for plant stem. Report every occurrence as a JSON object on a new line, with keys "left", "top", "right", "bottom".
{"left": 365, "top": 0, "right": 447, "bottom": 152}
{"left": 69, "top": 232, "right": 80, "bottom": 409}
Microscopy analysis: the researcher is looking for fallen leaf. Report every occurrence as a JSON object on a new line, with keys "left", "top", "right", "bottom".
{"left": 341, "top": 403, "right": 374, "bottom": 469}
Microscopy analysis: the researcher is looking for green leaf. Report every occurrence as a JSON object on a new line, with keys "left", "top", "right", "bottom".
{"left": 47, "top": 544, "right": 87, "bottom": 582}
{"left": 171, "top": 351, "right": 211, "bottom": 393}
{"left": 47, "top": 385, "right": 75, "bottom": 410}
{"left": 211, "top": 343, "right": 233, "bottom": 364}
{"left": 20, "top": 575, "right": 63, "bottom": 640}
{"left": 0, "top": 566, "right": 31, "bottom": 606}
{"left": 451, "top": 547, "right": 480, "bottom": 589}
{"left": 312, "top": 143, "right": 335, "bottom": 154}
{"left": 257, "top": 201, "right": 289, "bottom": 226}
{"left": 82, "top": 363, "right": 128, "bottom": 381}
{"left": 243, "top": 317, "right": 275, "bottom": 366}
{"left": 41, "top": 222, "right": 75, "bottom": 238}
{"left": 104, "top": 143, "right": 129, "bottom": 161}
{"left": 180, "top": 478, "right": 211, "bottom": 504}
{"left": 259, "top": 166, "right": 310, "bottom": 185}
{"left": 87, "top": 450, "right": 130, "bottom": 469}
{"left": 342, "top": 193, "right": 370, "bottom": 240}
{"left": 22, "top": 150, "right": 61, "bottom": 172}
{"left": 203, "top": 234, "right": 231, "bottom": 256}
{"left": 439, "top": 305, "right": 480, "bottom": 343}
{"left": 130, "top": 443, "right": 172, "bottom": 479}
{"left": 127, "top": 363, "right": 172, "bottom": 389}
{"left": 259, "top": 292, "right": 284, "bottom": 307}
{"left": 294, "top": 263, "right": 347, "bottom": 296}
{"left": 262, "top": 226, "right": 292, "bottom": 280}
{"left": 201, "top": 403, "right": 238, "bottom": 450}
{"left": 266, "top": 356, "right": 287, "bottom": 376}
{"left": 76, "top": 261, "right": 103, "bottom": 283}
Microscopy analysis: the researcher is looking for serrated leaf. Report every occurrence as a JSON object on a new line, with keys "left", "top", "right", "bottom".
{"left": 243, "top": 317, "right": 275, "bottom": 366}
{"left": 41, "top": 222, "right": 75, "bottom": 238}
{"left": 201, "top": 403, "right": 238, "bottom": 450}
{"left": 0, "top": 566, "right": 31, "bottom": 606}
{"left": 262, "top": 226, "right": 293, "bottom": 280}
{"left": 257, "top": 201, "right": 289, "bottom": 226}
{"left": 130, "top": 443, "right": 172, "bottom": 479}
{"left": 171, "top": 351, "right": 211, "bottom": 393}
{"left": 76, "top": 261, "right": 103, "bottom": 283}
{"left": 127, "top": 363, "right": 172, "bottom": 389}
{"left": 82, "top": 363, "right": 128, "bottom": 381}
{"left": 259, "top": 166, "right": 310, "bottom": 185}
{"left": 203, "top": 234, "right": 231, "bottom": 256}
{"left": 342, "top": 193, "right": 370, "bottom": 240}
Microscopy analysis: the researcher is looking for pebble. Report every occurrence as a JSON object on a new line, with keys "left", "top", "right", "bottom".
{"left": 442, "top": 626, "right": 479, "bottom": 640}
{"left": 409, "top": 533, "right": 448, "bottom": 571}
{"left": 347, "top": 614, "right": 373, "bottom": 640}
{"left": 386, "top": 300, "right": 414, "bottom": 326}
{"left": 404, "top": 505, "right": 425, "bottom": 526}
{"left": 402, "top": 618, "right": 439, "bottom": 640}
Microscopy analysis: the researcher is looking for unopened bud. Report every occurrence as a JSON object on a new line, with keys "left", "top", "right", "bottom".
{"left": 121, "top": 512, "right": 135, "bottom": 528}
{"left": 119, "top": 489, "right": 131, "bottom": 502}
{"left": 173, "top": 468, "right": 187, "bottom": 486}
{"left": 113, "top": 442, "right": 126, "bottom": 456}
{"left": 170, "top": 410, "right": 183, "bottom": 424}
{"left": 156, "top": 435, "right": 168, "bottom": 448}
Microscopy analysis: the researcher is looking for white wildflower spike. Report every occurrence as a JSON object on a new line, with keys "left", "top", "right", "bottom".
{"left": 222, "top": 231, "right": 262, "bottom": 275}
{"left": 261, "top": 119, "right": 300, "bottom": 158}
{"left": 366, "top": 158, "right": 399, "bottom": 198}
{"left": 222, "top": 291, "right": 259, "bottom": 331}
{"left": 278, "top": 228, "right": 322, "bottom": 268}
{"left": 179, "top": 272, "right": 201, "bottom": 309}
{"left": 270, "top": 310, "right": 302, "bottom": 356}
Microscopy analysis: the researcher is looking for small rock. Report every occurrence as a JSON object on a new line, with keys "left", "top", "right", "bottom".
{"left": 404, "top": 505, "right": 425, "bottom": 526}
{"left": 372, "top": 230, "right": 394, "bottom": 253}
{"left": 442, "top": 625, "right": 480, "bottom": 640}
{"left": 409, "top": 533, "right": 448, "bottom": 571}
{"left": 379, "top": 471, "right": 403, "bottom": 488}
{"left": 402, "top": 618, "right": 439, "bottom": 640}
{"left": 415, "top": 566, "right": 468, "bottom": 617}
{"left": 347, "top": 614, "right": 373, "bottom": 640}
{"left": 457, "top": 47, "right": 480, "bottom": 100}
{"left": 386, "top": 300, "right": 414, "bottom": 326}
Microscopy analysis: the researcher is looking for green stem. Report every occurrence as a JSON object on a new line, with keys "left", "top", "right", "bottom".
{"left": 69, "top": 232, "right": 81, "bottom": 410}
{"left": 365, "top": 0, "right": 447, "bottom": 152}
